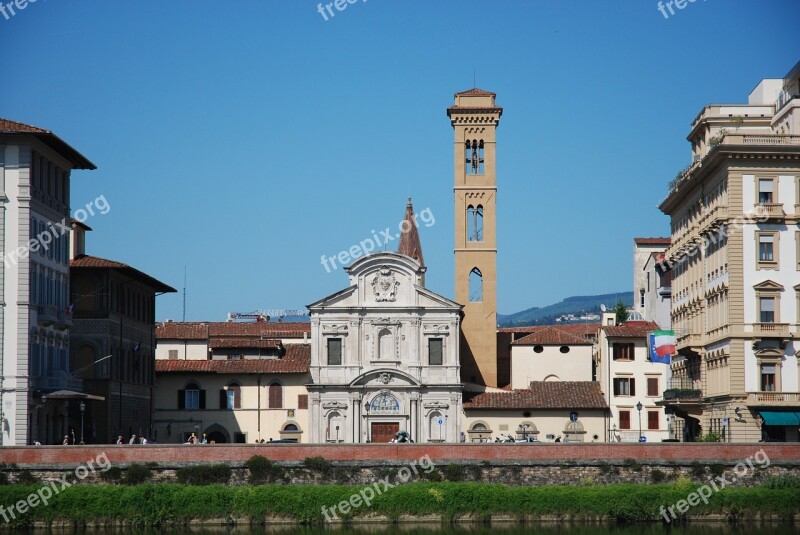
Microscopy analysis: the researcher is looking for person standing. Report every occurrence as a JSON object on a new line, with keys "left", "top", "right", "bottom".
{"left": 116, "top": 435, "right": 123, "bottom": 445}
{"left": 62, "top": 435, "right": 70, "bottom": 445}
{"left": 129, "top": 434, "right": 137, "bottom": 444}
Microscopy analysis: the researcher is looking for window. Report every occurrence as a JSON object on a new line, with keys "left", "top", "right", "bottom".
{"left": 559, "top": 346, "right": 570, "bottom": 354}
{"left": 168, "top": 350, "right": 178, "bottom": 360}
{"left": 428, "top": 338, "right": 443, "bottom": 365}
{"left": 327, "top": 338, "right": 342, "bottom": 365}
{"left": 223, "top": 384, "right": 241, "bottom": 409}
{"left": 469, "top": 268, "right": 483, "bottom": 302}
{"left": 647, "top": 377, "right": 659, "bottom": 397}
{"left": 761, "top": 364, "right": 776, "bottom": 392}
{"left": 180, "top": 382, "right": 203, "bottom": 410}
{"left": 613, "top": 377, "right": 635, "bottom": 396}
{"left": 640, "top": 289, "right": 645, "bottom": 308}
{"left": 269, "top": 382, "right": 283, "bottom": 408}
{"left": 758, "top": 179, "right": 774, "bottom": 204}
{"left": 467, "top": 205, "right": 484, "bottom": 242}
{"left": 619, "top": 410, "right": 631, "bottom": 430}
{"left": 228, "top": 354, "right": 243, "bottom": 360}
{"left": 612, "top": 343, "right": 635, "bottom": 360}
{"left": 465, "top": 139, "right": 484, "bottom": 174}
{"left": 533, "top": 345, "right": 544, "bottom": 353}
{"left": 298, "top": 394, "right": 308, "bottom": 409}
{"left": 759, "top": 297, "right": 775, "bottom": 323}
{"left": 647, "top": 410, "right": 659, "bottom": 430}
{"left": 759, "top": 235, "right": 774, "bottom": 261}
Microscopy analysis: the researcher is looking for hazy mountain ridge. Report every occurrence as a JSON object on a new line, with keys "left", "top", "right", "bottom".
{"left": 498, "top": 291, "right": 634, "bottom": 327}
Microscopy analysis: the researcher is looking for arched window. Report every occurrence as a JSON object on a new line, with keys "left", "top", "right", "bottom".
{"left": 183, "top": 382, "right": 201, "bottom": 410}
{"left": 469, "top": 268, "right": 483, "bottom": 302}
{"left": 268, "top": 382, "right": 283, "bottom": 409}
{"left": 465, "top": 139, "right": 485, "bottom": 174}
{"left": 224, "top": 383, "right": 241, "bottom": 409}
{"left": 467, "top": 205, "right": 484, "bottom": 242}
{"left": 378, "top": 328, "right": 393, "bottom": 360}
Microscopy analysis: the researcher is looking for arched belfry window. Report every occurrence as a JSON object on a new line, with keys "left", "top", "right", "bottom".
{"left": 465, "top": 139, "right": 484, "bottom": 175}
{"left": 469, "top": 268, "right": 483, "bottom": 303}
{"left": 467, "top": 205, "right": 484, "bottom": 242}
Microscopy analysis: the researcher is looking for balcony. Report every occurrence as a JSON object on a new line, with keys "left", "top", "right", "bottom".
{"left": 36, "top": 305, "right": 58, "bottom": 326}
{"left": 747, "top": 392, "right": 800, "bottom": 406}
{"left": 752, "top": 203, "right": 785, "bottom": 220}
{"left": 753, "top": 323, "right": 790, "bottom": 337}
{"left": 54, "top": 310, "right": 72, "bottom": 330}
{"left": 663, "top": 389, "right": 702, "bottom": 401}
{"left": 31, "top": 375, "right": 83, "bottom": 393}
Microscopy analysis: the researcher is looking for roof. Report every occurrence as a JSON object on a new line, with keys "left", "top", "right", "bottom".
{"left": 397, "top": 197, "right": 424, "bottom": 267}
{"left": 208, "top": 338, "right": 282, "bottom": 349}
{"left": 71, "top": 255, "right": 176, "bottom": 293}
{"left": 156, "top": 344, "right": 310, "bottom": 374}
{"left": 0, "top": 118, "right": 96, "bottom": 169}
{"left": 634, "top": 237, "right": 671, "bottom": 246}
{"left": 454, "top": 88, "right": 496, "bottom": 97}
{"left": 463, "top": 381, "right": 608, "bottom": 410}
{"left": 156, "top": 321, "right": 311, "bottom": 340}
{"left": 602, "top": 321, "right": 660, "bottom": 338}
{"left": 512, "top": 326, "right": 593, "bottom": 346}
{"left": 498, "top": 323, "right": 600, "bottom": 339}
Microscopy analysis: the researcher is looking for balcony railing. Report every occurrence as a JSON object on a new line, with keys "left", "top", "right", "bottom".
{"left": 753, "top": 203, "right": 785, "bottom": 219}
{"left": 753, "top": 323, "right": 790, "bottom": 337}
{"left": 31, "top": 375, "right": 83, "bottom": 392}
{"left": 663, "top": 388, "right": 702, "bottom": 401}
{"left": 747, "top": 392, "right": 800, "bottom": 405}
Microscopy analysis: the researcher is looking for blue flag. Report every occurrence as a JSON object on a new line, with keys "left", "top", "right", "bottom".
{"left": 648, "top": 333, "right": 671, "bottom": 364}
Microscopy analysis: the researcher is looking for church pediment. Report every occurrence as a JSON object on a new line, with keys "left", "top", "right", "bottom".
{"left": 349, "top": 368, "right": 420, "bottom": 387}
{"left": 307, "top": 285, "right": 357, "bottom": 309}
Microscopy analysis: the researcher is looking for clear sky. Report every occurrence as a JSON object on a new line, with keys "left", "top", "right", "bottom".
{"left": 2, "top": 0, "right": 799, "bottom": 321}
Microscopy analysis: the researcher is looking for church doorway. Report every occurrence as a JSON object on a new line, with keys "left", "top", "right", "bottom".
{"left": 371, "top": 422, "right": 400, "bottom": 443}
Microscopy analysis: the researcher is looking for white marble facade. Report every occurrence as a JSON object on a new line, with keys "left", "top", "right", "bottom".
{"left": 308, "top": 252, "right": 462, "bottom": 443}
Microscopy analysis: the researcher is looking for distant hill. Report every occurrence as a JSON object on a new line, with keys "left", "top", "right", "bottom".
{"left": 498, "top": 292, "right": 634, "bottom": 327}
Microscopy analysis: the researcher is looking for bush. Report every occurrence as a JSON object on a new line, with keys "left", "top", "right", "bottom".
{"left": 100, "top": 466, "right": 123, "bottom": 483}
{"left": 762, "top": 475, "right": 800, "bottom": 489}
{"left": 690, "top": 461, "right": 707, "bottom": 478}
{"left": 709, "top": 464, "right": 725, "bottom": 477}
{"left": 302, "top": 456, "right": 332, "bottom": 476}
{"left": 124, "top": 463, "right": 153, "bottom": 485}
{"left": 650, "top": 469, "right": 667, "bottom": 483}
{"left": 442, "top": 464, "right": 464, "bottom": 482}
{"left": 624, "top": 458, "right": 643, "bottom": 472}
{"left": 246, "top": 455, "right": 286, "bottom": 484}
{"left": 176, "top": 464, "right": 231, "bottom": 486}
{"left": 15, "top": 470, "right": 38, "bottom": 485}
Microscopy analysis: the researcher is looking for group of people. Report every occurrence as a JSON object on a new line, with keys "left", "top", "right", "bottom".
{"left": 60, "top": 429, "right": 80, "bottom": 445}
{"left": 116, "top": 434, "right": 149, "bottom": 445}
{"left": 185, "top": 433, "right": 214, "bottom": 445}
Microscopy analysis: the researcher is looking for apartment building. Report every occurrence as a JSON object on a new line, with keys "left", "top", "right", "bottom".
{"left": 659, "top": 61, "right": 800, "bottom": 442}
{"left": 0, "top": 119, "right": 95, "bottom": 445}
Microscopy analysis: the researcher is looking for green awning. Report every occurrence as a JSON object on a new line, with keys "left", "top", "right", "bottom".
{"left": 760, "top": 411, "right": 800, "bottom": 426}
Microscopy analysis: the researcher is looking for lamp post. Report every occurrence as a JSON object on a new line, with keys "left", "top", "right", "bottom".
{"left": 636, "top": 402, "right": 643, "bottom": 443}
{"left": 335, "top": 425, "right": 340, "bottom": 443}
{"left": 79, "top": 401, "right": 86, "bottom": 445}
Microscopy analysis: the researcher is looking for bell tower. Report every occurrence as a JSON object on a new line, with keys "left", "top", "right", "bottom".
{"left": 448, "top": 88, "right": 502, "bottom": 387}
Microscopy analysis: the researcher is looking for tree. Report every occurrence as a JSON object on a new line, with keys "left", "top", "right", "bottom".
{"left": 614, "top": 301, "right": 628, "bottom": 325}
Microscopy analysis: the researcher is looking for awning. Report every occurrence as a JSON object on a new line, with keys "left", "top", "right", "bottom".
{"left": 760, "top": 411, "right": 800, "bottom": 426}
{"left": 43, "top": 390, "right": 106, "bottom": 401}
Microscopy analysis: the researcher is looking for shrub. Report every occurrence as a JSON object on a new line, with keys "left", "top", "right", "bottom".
{"left": 100, "top": 466, "right": 123, "bottom": 483}
{"left": 690, "top": 461, "right": 707, "bottom": 478}
{"left": 246, "top": 455, "right": 286, "bottom": 484}
{"left": 176, "top": 464, "right": 231, "bottom": 486}
{"left": 624, "top": 458, "right": 643, "bottom": 472}
{"left": 442, "top": 464, "right": 464, "bottom": 482}
{"left": 709, "top": 464, "right": 725, "bottom": 477}
{"left": 124, "top": 463, "right": 153, "bottom": 485}
{"left": 699, "top": 432, "right": 722, "bottom": 443}
{"left": 302, "top": 456, "right": 332, "bottom": 476}
{"left": 650, "top": 469, "right": 667, "bottom": 483}
{"left": 15, "top": 470, "right": 37, "bottom": 485}
{"left": 762, "top": 475, "right": 800, "bottom": 489}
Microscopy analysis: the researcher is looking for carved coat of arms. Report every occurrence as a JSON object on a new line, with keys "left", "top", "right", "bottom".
{"left": 371, "top": 267, "right": 399, "bottom": 302}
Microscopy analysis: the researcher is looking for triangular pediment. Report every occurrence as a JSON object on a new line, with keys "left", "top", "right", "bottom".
{"left": 753, "top": 280, "right": 784, "bottom": 291}
{"left": 307, "top": 285, "right": 357, "bottom": 309}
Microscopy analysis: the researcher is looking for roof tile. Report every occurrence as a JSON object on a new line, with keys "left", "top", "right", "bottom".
{"left": 464, "top": 381, "right": 608, "bottom": 410}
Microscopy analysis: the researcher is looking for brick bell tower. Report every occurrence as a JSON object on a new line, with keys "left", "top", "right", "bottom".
{"left": 447, "top": 89, "right": 502, "bottom": 387}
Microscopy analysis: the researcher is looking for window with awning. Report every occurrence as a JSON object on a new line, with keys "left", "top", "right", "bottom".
{"left": 759, "top": 411, "right": 800, "bottom": 426}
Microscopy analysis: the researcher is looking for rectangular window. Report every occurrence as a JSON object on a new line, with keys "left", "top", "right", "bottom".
{"left": 234, "top": 433, "right": 247, "bottom": 444}
{"left": 759, "top": 297, "right": 775, "bottom": 323}
{"left": 619, "top": 410, "right": 631, "bottom": 430}
{"left": 647, "top": 410, "right": 659, "bottom": 430}
{"left": 227, "top": 354, "right": 242, "bottom": 360}
{"left": 226, "top": 390, "right": 236, "bottom": 410}
{"left": 758, "top": 179, "right": 774, "bottom": 204}
{"left": 761, "top": 364, "right": 776, "bottom": 392}
{"left": 298, "top": 394, "right": 308, "bottom": 409}
{"left": 759, "top": 235, "right": 774, "bottom": 261}
{"left": 185, "top": 389, "right": 199, "bottom": 410}
{"left": 327, "top": 338, "right": 342, "bottom": 365}
{"left": 168, "top": 350, "right": 178, "bottom": 360}
{"left": 613, "top": 343, "right": 635, "bottom": 361}
{"left": 613, "top": 377, "right": 635, "bottom": 396}
{"left": 647, "top": 377, "right": 659, "bottom": 397}
{"left": 640, "top": 289, "right": 645, "bottom": 308}
{"left": 428, "top": 338, "right": 443, "bottom": 365}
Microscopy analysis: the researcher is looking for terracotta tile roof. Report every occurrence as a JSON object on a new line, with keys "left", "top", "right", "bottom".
{"left": 512, "top": 326, "right": 593, "bottom": 346}
{"left": 455, "top": 88, "right": 496, "bottom": 97}
{"left": 156, "top": 344, "right": 310, "bottom": 374}
{"left": 634, "top": 237, "right": 671, "bottom": 246}
{"left": 463, "top": 381, "right": 608, "bottom": 410}
{"left": 156, "top": 322, "right": 311, "bottom": 340}
{"left": 602, "top": 321, "right": 659, "bottom": 338}
{"left": 498, "top": 323, "right": 600, "bottom": 339}
{"left": 0, "top": 117, "right": 96, "bottom": 169}
{"left": 208, "top": 338, "right": 281, "bottom": 349}
{"left": 71, "top": 255, "right": 176, "bottom": 293}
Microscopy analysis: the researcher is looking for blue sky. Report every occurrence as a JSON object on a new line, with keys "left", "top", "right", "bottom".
{"left": 2, "top": 0, "right": 799, "bottom": 321}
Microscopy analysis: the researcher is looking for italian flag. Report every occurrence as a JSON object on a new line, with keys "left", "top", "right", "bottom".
{"left": 653, "top": 330, "right": 676, "bottom": 357}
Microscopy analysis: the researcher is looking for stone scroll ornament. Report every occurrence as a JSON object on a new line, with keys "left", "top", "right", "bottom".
{"left": 371, "top": 267, "right": 399, "bottom": 302}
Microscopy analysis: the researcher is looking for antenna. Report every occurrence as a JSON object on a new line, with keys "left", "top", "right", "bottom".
{"left": 182, "top": 266, "right": 187, "bottom": 322}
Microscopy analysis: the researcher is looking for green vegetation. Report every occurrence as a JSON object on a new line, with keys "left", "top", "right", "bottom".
{"left": 302, "top": 456, "right": 333, "bottom": 476}
{"left": 123, "top": 463, "right": 158, "bottom": 485}
{"left": 246, "top": 455, "right": 287, "bottom": 484}
{"left": 0, "top": 482, "right": 797, "bottom": 527}
{"left": 175, "top": 464, "right": 232, "bottom": 486}
{"left": 614, "top": 301, "right": 628, "bottom": 325}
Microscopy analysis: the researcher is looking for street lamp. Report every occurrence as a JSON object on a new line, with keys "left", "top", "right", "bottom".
{"left": 636, "top": 402, "right": 643, "bottom": 442}
{"left": 335, "top": 425, "right": 340, "bottom": 443}
{"left": 79, "top": 401, "right": 86, "bottom": 445}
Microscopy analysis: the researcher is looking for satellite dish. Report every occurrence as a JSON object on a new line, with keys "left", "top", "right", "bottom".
{"left": 600, "top": 304, "right": 607, "bottom": 312}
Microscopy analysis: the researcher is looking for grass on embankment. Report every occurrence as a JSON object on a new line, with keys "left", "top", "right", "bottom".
{"left": 0, "top": 482, "right": 799, "bottom": 527}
